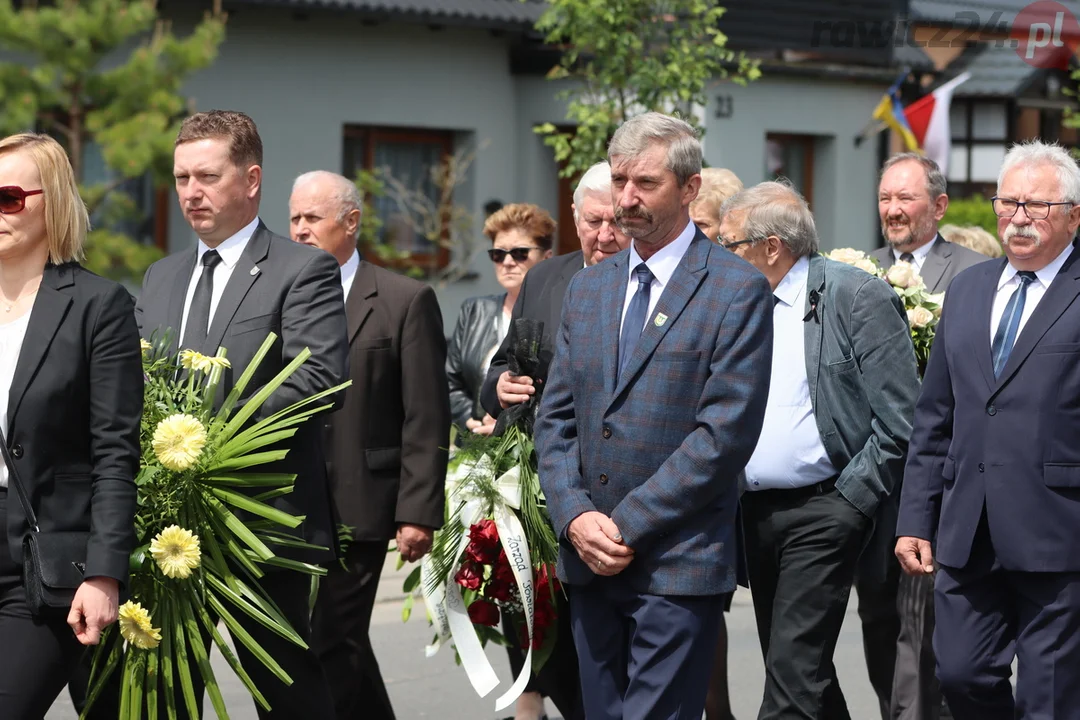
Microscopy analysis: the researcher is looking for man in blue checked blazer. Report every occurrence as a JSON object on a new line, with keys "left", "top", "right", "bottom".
{"left": 534, "top": 112, "right": 774, "bottom": 720}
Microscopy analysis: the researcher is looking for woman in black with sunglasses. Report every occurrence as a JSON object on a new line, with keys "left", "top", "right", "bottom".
{"left": 446, "top": 203, "right": 554, "bottom": 438}
{"left": 0, "top": 133, "right": 142, "bottom": 717}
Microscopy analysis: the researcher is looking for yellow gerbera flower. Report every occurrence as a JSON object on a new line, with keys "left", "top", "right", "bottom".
{"left": 180, "top": 349, "right": 231, "bottom": 373}
{"left": 118, "top": 601, "right": 162, "bottom": 650}
{"left": 140, "top": 338, "right": 152, "bottom": 355}
{"left": 150, "top": 525, "right": 201, "bottom": 579}
{"left": 152, "top": 413, "right": 207, "bottom": 471}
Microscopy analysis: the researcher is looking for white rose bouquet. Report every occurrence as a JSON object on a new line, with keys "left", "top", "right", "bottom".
{"left": 824, "top": 248, "right": 943, "bottom": 375}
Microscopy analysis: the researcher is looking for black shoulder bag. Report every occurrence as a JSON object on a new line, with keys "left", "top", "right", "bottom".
{"left": 0, "top": 428, "right": 88, "bottom": 616}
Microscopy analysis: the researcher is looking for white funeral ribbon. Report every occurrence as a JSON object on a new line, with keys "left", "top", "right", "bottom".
{"left": 417, "top": 459, "right": 536, "bottom": 711}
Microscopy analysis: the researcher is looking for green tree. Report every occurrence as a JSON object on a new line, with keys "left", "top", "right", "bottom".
{"left": 532, "top": 0, "right": 760, "bottom": 181}
{"left": 0, "top": 0, "right": 226, "bottom": 281}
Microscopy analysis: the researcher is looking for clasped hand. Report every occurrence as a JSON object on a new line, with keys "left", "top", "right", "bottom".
{"left": 568, "top": 511, "right": 634, "bottom": 576}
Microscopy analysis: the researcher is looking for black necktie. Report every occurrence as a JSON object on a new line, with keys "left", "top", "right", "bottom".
{"left": 182, "top": 250, "right": 222, "bottom": 350}
{"left": 774, "top": 294, "right": 782, "bottom": 308}
{"left": 900, "top": 252, "right": 915, "bottom": 264}
{"left": 618, "top": 263, "right": 654, "bottom": 380}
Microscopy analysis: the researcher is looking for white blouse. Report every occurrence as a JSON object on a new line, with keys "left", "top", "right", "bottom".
{"left": 0, "top": 311, "right": 32, "bottom": 489}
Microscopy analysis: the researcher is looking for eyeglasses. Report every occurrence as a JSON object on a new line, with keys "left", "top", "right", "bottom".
{"left": 991, "top": 197, "right": 1074, "bottom": 220}
{"left": 0, "top": 186, "right": 43, "bottom": 214}
{"left": 488, "top": 247, "right": 539, "bottom": 263}
{"left": 717, "top": 236, "right": 757, "bottom": 251}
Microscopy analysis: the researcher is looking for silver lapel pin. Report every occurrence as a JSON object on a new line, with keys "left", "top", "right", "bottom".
{"left": 250, "top": 265, "right": 260, "bottom": 277}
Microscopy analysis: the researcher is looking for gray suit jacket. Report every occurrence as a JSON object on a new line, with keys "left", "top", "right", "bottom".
{"left": 135, "top": 220, "right": 349, "bottom": 563}
{"left": 871, "top": 234, "right": 990, "bottom": 293}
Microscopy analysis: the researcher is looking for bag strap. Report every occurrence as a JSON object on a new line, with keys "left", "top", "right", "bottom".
{"left": 0, "top": 425, "right": 38, "bottom": 532}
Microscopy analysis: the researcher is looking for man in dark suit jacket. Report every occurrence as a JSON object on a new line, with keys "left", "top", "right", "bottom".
{"left": 718, "top": 180, "right": 920, "bottom": 719}
{"left": 289, "top": 170, "right": 450, "bottom": 720}
{"left": 896, "top": 141, "right": 1080, "bottom": 719}
{"left": 872, "top": 154, "right": 990, "bottom": 720}
{"left": 535, "top": 112, "right": 773, "bottom": 720}
{"left": 134, "top": 111, "right": 347, "bottom": 719}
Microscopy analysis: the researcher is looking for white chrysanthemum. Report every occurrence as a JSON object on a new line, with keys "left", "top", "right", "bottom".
{"left": 151, "top": 413, "right": 207, "bottom": 471}
{"left": 150, "top": 525, "right": 202, "bottom": 579}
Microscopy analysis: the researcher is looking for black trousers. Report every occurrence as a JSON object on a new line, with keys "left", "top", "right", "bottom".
{"left": 75, "top": 565, "right": 335, "bottom": 719}
{"left": 0, "top": 489, "right": 83, "bottom": 719}
{"left": 503, "top": 588, "right": 585, "bottom": 720}
{"left": 854, "top": 543, "right": 902, "bottom": 720}
{"left": 742, "top": 480, "right": 872, "bottom": 720}
{"left": 310, "top": 540, "right": 397, "bottom": 720}
{"left": 891, "top": 571, "right": 946, "bottom": 720}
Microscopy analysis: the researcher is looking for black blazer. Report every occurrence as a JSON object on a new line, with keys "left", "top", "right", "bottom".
{"left": 480, "top": 251, "right": 584, "bottom": 418}
{"left": 3, "top": 263, "right": 142, "bottom": 585}
{"left": 135, "top": 222, "right": 349, "bottom": 564}
{"left": 446, "top": 293, "right": 504, "bottom": 430}
{"left": 326, "top": 261, "right": 450, "bottom": 542}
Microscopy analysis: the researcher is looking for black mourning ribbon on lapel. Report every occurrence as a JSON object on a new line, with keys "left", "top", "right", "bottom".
{"left": 803, "top": 281, "right": 824, "bottom": 324}
{"left": 492, "top": 318, "right": 546, "bottom": 437}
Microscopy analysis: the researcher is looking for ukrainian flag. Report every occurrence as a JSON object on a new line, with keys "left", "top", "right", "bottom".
{"left": 872, "top": 73, "right": 921, "bottom": 153}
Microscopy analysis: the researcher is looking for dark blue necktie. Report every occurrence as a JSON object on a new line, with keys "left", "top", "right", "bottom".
{"left": 618, "top": 263, "right": 654, "bottom": 380}
{"left": 991, "top": 270, "right": 1037, "bottom": 377}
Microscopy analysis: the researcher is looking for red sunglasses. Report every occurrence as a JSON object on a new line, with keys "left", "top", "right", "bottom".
{"left": 0, "top": 186, "right": 43, "bottom": 214}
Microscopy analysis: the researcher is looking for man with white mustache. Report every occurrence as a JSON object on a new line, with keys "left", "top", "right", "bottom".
{"left": 896, "top": 139, "right": 1080, "bottom": 719}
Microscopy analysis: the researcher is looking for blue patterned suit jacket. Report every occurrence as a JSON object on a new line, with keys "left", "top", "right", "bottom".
{"left": 535, "top": 228, "right": 774, "bottom": 596}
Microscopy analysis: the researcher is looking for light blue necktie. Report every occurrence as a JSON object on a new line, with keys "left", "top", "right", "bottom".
{"left": 618, "top": 263, "right": 654, "bottom": 380}
{"left": 991, "top": 271, "right": 1037, "bottom": 377}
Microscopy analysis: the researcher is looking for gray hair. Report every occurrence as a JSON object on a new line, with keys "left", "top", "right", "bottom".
{"left": 998, "top": 139, "right": 1080, "bottom": 204}
{"left": 719, "top": 180, "right": 819, "bottom": 258}
{"left": 607, "top": 112, "right": 702, "bottom": 186}
{"left": 880, "top": 152, "right": 947, "bottom": 199}
{"left": 573, "top": 161, "right": 612, "bottom": 220}
{"left": 292, "top": 170, "right": 363, "bottom": 224}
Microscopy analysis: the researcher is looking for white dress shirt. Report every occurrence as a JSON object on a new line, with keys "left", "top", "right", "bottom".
{"left": 340, "top": 249, "right": 360, "bottom": 300}
{"left": 989, "top": 242, "right": 1073, "bottom": 346}
{"left": 743, "top": 256, "right": 837, "bottom": 492}
{"left": 619, "top": 220, "right": 696, "bottom": 338}
{"left": 892, "top": 235, "right": 936, "bottom": 272}
{"left": 178, "top": 217, "right": 260, "bottom": 343}
{"left": 0, "top": 312, "right": 32, "bottom": 488}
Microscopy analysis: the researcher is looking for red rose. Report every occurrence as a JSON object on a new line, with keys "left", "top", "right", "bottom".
{"left": 518, "top": 621, "right": 547, "bottom": 651}
{"left": 535, "top": 563, "right": 561, "bottom": 593}
{"left": 534, "top": 598, "right": 557, "bottom": 631}
{"left": 468, "top": 598, "right": 500, "bottom": 627}
{"left": 465, "top": 519, "right": 500, "bottom": 565}
{"left": 454, "top": 561, "right": 483, "bottom": 591}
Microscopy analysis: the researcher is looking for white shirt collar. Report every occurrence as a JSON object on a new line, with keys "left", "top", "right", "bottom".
{"left": 774, "top": 255, "right": 810, "bottom": 307}
{"left": 197, "top": 217, "right": 259, "bottom": 267}
{"left": 997, "top": 241, "right": 1074, "bottom": 291}
{"left": 627, "top": 219, "right": 696, "bottom": 287}
{"left": 892, "top": 234, "right": 937, "bottom": 265}
{"left": 340, "top": 249, "right": 361, "bottom": 295}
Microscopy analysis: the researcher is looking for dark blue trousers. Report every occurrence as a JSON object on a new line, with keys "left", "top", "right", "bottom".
{"left": 568, "top": 574, "right": 723, "bottom": 720}
{"left": 935, "top": 516, "right": 1080, "bottom": 720}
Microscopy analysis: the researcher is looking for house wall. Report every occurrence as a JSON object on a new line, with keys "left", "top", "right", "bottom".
{"left": 162, "top": 6, "right": 888, "bottom": 331}
{"left": 703, "top": 75, "right": 888, "bottom": 252}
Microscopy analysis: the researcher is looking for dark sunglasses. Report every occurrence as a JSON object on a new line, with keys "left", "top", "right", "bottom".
{"left": 488, "top": 247, "right": 539, "bottom": 263}
{"left": 0, "top": 186, "right": 43, "bottom": 214}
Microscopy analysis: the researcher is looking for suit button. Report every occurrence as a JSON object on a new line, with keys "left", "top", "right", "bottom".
{"left": 10, "top": 444, "right": 22, "bottom": 459}
{"left": 987, "top": 405, "right": 997, "bottom": 416}
{"left": 978, "top": 463, "right": 985, "bottom": 472}
{"left": 602, "top": 427, "right": 612, "bottom": 439}
{"left": 599, "top": 474, "right": 608, "bottom": 484}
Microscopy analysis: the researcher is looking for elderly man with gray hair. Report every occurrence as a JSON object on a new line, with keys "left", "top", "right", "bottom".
{"left": 717, "top": 180, "right": 920, "bottom": 720}
{"left": 289, "top": 170, "right": 451, "bottom": 720}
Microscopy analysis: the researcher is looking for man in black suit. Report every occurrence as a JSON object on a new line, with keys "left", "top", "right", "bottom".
{"left": 134, "top": 111, "right": 347, "bottom": 718}
{"left": 866, "top": 154, "right": 989, "bottom": 720}
{"left": 478, "top": 162, "right": 627, "bottom": 720}
{"left": 480, "top": 161, "right": 628, "bottom": 417}
{"left": 289, "top": 170, "right": 451, "bottom": 720}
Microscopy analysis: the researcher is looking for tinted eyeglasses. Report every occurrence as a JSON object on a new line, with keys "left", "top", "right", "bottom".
{"left": 488, "top": 247, "right": 539, "bottom": 263}
{"left": 0, "top": 186, "right": 43, "bottom": 214}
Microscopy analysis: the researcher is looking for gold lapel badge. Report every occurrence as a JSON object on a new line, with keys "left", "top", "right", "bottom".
{"left": 654, "top": 313, "right": 668, "bottom": 327}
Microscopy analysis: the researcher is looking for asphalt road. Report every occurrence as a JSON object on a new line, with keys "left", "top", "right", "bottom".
{"left": 47, "top": 563, "right": 884, "bottom": 719}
